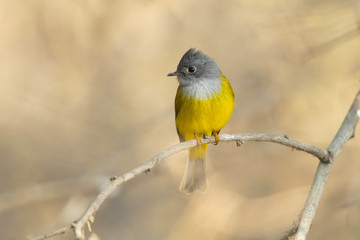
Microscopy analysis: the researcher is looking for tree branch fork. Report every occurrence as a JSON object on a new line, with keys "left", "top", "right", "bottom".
{"left": 31, "top": 90, "right": 359, "bottom": 240}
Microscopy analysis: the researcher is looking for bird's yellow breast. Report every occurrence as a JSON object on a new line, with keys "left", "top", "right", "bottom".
{"left": 175, "top": 74, "right": 234, "bottom": 141}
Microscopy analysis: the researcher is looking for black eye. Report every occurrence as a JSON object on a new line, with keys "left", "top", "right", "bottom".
{"left": 188, "top": 66, "right": 196, "bottom": 73}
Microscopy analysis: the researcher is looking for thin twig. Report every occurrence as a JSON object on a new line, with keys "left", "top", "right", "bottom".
{"left": 31, "top": 225, "right": 71, "bottom": 240}
{"left": 30, "top": 133, "right": 328, "bottom": 240}
{"left": 220, "top": 133, "right": 329, "bottom": 162}
{"left": 280, "top": 90, "right": 360, "bottom": 240}
{"left": 293, "top": 90, "right": 360, "bottom": 240}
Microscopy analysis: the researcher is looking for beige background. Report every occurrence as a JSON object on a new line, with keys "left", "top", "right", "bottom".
{"left": 0, "top": 0, "right": 360, "bottom": 239}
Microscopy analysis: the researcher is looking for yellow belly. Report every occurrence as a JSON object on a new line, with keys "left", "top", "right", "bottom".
{"left": 175, "top": 74, "right": 234, "bottom": 141}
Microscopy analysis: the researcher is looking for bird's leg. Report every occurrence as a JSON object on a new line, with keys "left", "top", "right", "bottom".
{"left": 194, "top": 133, "right": 202, "bottom": 147}
{"left": 211, "top": 130, "right": 220, "bottom": 145}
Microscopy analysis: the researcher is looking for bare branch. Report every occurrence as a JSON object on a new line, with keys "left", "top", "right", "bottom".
{"left": 220, "top": 133, "right": 329, "bottom": 162}
{"left": 31, "top": 225, "right": 71, "bottom": 240}
{"left": 30, "top": 132, "right": 327, "bottom": 240}
{"left": 286, "top": 90, "right": 360, "bottom": 240}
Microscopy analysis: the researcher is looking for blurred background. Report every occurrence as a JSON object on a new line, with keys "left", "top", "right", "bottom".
{"left": 0, "top": 0, "right": 359, "bottom": 239}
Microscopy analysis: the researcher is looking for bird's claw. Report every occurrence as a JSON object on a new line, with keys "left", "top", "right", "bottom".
{"left": 212, "top": 130, "right": 220, "bottom": 145}
{"left": 194, "top": 133, "right": 202, "bottom": 147}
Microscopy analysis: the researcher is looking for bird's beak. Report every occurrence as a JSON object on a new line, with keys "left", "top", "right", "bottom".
{"left": 167, "top": 72, "right": 177, "bottom": 77}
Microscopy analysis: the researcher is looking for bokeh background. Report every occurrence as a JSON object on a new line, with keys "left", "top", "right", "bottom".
{"left": 0, "top": 0, "right": 360, "bottom": 239}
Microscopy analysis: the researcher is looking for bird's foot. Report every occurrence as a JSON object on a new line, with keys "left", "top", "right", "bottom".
{"left": 194, "top": 133, "right": 202, "bottom": 147}
{"left": 211, "top": 130, "right": 220, "bottom": 145}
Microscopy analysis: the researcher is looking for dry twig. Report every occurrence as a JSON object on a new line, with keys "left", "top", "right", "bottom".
{"left": 281, "top": 90, "right": 360, "bottom": 240}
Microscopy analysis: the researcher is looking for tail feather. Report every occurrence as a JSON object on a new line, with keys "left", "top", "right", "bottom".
{"left": 179, "top": 146, "right": 208, "bottom": 194}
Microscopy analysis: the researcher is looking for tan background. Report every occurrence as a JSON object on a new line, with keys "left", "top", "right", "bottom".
{"left": 0, "top": 0, "right": 360, "bottom": 239}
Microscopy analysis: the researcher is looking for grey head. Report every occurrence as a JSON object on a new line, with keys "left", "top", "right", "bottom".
{"left": 167, "top": 48, "right": 220, "bottom": 87}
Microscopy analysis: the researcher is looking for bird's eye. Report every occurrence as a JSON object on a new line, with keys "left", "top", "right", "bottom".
{"left": 188, "top": 66, "right": 196, "bottom": 73}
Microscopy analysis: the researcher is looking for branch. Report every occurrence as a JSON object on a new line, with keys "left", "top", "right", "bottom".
{"left": 282, "top": 90, "right": 360, "bottom": 240}
{"left": 32, "top": 226, "right": 71, "bottom": 240}
{"left": 30, "top": 133, "right": 327, "bottom": 240}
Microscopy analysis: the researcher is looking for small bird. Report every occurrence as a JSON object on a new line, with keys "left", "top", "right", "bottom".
{"left": 168, "top": 49, "right": 235, "bottom": 194}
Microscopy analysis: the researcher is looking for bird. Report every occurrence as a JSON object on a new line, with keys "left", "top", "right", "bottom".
{"left": 167, "top": 48, "right": 235, "bottom": 194}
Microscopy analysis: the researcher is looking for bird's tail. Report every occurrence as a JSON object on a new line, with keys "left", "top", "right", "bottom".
{"left": 179, "top": 145, "right": 208, "bottom": 194}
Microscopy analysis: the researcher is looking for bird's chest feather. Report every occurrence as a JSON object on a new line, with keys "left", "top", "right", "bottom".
{"left": 175, "top": 78, "right": 234, "bottom": 140}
